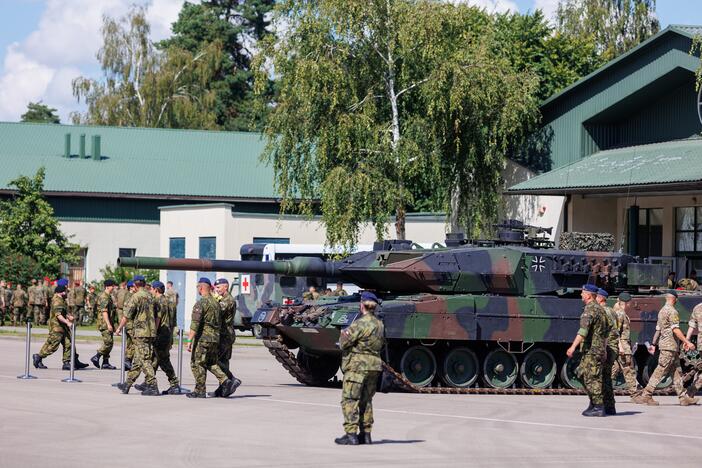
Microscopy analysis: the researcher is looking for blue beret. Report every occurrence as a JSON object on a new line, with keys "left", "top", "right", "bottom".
{"left": 54, "top": 285, "right": 66, "bottom": 294}
{"left": 582, "top": 284, "right": 598, "bottom": 293}
{"left": 198, "top": 277, "right": 212, "bottom": 286}
{"left": 152, "top": 281, "right": 164, "bottom": 289}
{"left": 360, "top": 291, "right": 379, "bottom": 303}
{"left": 103, "top": 279, "right": 116, "bottom": 287}
{"left": 596, "top": 288, "right": 608, "bottom": 298}
{"left": 214, "top": 278, "right": 229, "bottom": 285}
{"left": 133, "top": 275, "right": 145, "bottom": 282}
{"left": 127, "top": 280, "right": 134, "bottom": 288}
{"left": 56, "top": 278, "right": 68, "bottom": 287}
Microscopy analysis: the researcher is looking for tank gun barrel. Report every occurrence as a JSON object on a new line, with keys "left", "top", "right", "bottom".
{"left": 118, "top": 256, "right": 341, "bottom": 278}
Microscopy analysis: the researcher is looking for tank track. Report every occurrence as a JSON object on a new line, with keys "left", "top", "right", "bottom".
{"left": 263, "top": 336, "right": 676, "bottom": 396}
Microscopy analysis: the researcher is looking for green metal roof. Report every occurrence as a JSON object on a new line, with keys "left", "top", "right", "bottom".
{"left": 506, "top": 138, "right": 702, "bottom": 195}
{"left": 541, "top": 25, "right": 702, "bottom": 108}
{"left": 0, "top": 121, "right": 276, "bottom": 200}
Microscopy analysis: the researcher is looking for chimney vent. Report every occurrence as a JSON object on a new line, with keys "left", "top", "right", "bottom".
{"left": 91, "top": 135, "right": 101, "bottom": 161}
{"left": 64, "top": 133, "right": 71, "bottom": 158}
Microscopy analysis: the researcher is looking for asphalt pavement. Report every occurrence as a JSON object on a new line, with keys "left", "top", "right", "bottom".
{"left": 1, "top": 336, "right": 701, "bottom": 467}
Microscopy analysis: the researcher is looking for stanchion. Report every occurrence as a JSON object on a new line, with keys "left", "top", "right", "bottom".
{"left": 175, "top": 328, "right": 190, "bottom": 393}
{"left": 62, "top": 321, "right": 81, "bottom": 383}
{"left": 17, "top": 319, "right": 37, "bottom": 380}
{"left": 111, "top": 331, "right": 127, "bottom": 387}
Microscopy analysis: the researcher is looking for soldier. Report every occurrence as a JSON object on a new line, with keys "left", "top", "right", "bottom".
{"left": 32, "top": 285, "right": 73, "bottom": 369}
{"left": 165, "top": 280, "right": 179, "bottom": 308}
{"left": 595, "top": 289, "right": 618, "bottom": 415}
{"left": 135, "top": 281, "right": 180, "bottom": 394}
{"left": 666, "top": 271, "right": 676, "bottom": 289}
{"left": 90, "top": 279, "right": 118, "bottom": 370}
{"left": 115, "top": 275, "right": 159, "bottom": 395}
{"left": 114, "top": 281, "right": 129, "bottom": 321}
{"left": 0, "top": 279, "right": 6, "bottom": 326}
{"left": 302, "top": 285, "right": 320, "bottom": 301}
{"left": 85, "top": 284, "right": 97, "bottom": 325}
{"left": 27, "top": 279, "right": 37, "bottom": 323}
{"left": 32, "top": 279, "right": 47, "bottom": 326}
{"left": 677, "top": 270, "right": 699, "bottom": 291}
{"left": 610, "top": 292, "right": 639, "bottom": 398}
{"left": 41, "top": 278, "right": 51, "bottom": 324}
{"left": 335, "top": 291, "right": 384, "bottom": 445}
{"left": 5, "top": 282, "right": 14, "bottom": 324}
{"left": 186, "top": 278, "right": 238, "bottom": 399}
{"left": 633, "top": 291, "right": 697, "bottom": 406}
{"left": 12, "top": 283, "right": 27, "bottom": 326}
{"left": 566, "top": 284, "right": 609, "bottom": 417}
{"left": 683, "top": 299, "right": 702, "bottom": 399}
{"left": 121, "top": 280, "right": 136, "bottom": 370}
{"left": 212, "top": 278, "right": 241, "bottom": 396}
{"left": 332, "top": 282, "right": 348, "bottom": 297}
{"left": 68, "top": 280, "right": 87, "bottom": 326}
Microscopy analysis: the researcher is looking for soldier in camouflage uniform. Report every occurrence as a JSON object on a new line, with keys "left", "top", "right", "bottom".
{"left": 683, "top": 301, "right": 702, "bottom": 399}
{"left": 90, "top": 279, "right": 117, "bottom": 370}
{"left": 165, "top": 281, "right": 179, "bottom": 308}
{"left": 32, "top": 280, "right": 47, "bottom": 326}
{"left": 212, "top": 278, "right": 241, "bottom": 396}
{"left": 85, "top": 284, "right": 97, "bottom": 325}
{"left": 595, "top": 289, "right": 618, "bottom": 415}
{"left": 302, "top": 285, "right": 320, "bottom": 301}
{"left": 332, "top": 282, "right": 348, "bottom": 297}
{"left": 633, "top": 291, "right": 697, "bottom": 406}
{"left": 27, "top": 279, "right": 36, "bottom": 322}
{"left": 41, "top": 279, "right": 51, "bottom": 324}
{"left": 335, "top": 291, "right": 384, "bottom": 446}
{"left": 186, "top": 278, "right": 238, "bottom": 399}
{"left": 0, "top": 280, "right": 6, "bottom": 326}
{"left": 120, "top": 281, "right": 136, "bottom": 370}
{"left": 68, "top": 281, "right": 87, "bottom": 325}
{"left": 32, "top": 285, "right": 72, "bottom": 369}
{"left": 677, "top": 270, "right": 699, "bottom": 291}
{"left": 567, "top": 284, "right": 609, "bottom": 417}
{"left": 12, "top": 283, "right": 27, "bottom": 326}
{"left": 115, "top": 276, "right": 159, "bottom": 395}
{"left": 609, "top": 292, "right": 639, "bottom": 398}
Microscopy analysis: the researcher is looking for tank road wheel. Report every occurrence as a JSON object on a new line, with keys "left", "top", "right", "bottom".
{"left": 519, "top": 348, "right": 557, "bottom": 389}
{"left": 642, "top": 354, "right": 672, "bottom": 389}
{"left": 400, "top": 345, "right": 437, "bottom": 387}
{"left": 296, "top": 350, "right": 339, "bottom": 385}
{"left": 482, "top": 349, "right": 518, "bottom": 388}
{"left": 441, "top": 347, "right": 479, "bottom": 388}
{"left": 560, "top": 354, "right": 584, "bottom": 389}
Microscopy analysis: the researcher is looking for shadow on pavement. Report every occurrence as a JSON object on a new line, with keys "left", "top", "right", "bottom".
{"left": 608, "top": 411, "right": 642, "bottom": 416}
{"left": 225, "top": 394, "right": 272, "bottom": 399}
{"left": 370, "top": 439, "right": 425, "bottom": 445}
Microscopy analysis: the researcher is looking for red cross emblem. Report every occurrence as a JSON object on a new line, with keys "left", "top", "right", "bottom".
{"left": 241, "top": 274, "right": 251, "bottom": 294}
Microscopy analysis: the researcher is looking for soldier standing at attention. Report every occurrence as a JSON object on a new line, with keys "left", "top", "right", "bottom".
{"left": 633, "top": 290, "right": 697, "bottom": 406}
{"left": 335, "top": 291, "right": 384, "bottom": 446}
{"left": 41, "top": 278, "right": 51, "bottom": 324}
{"left": 12, "top": 283, "right": 27, "bottom": 326}
{"left": 32, "top": 279, "right": 47, "bottom": 326}
{"left": 567, "top": 284, "right": 609, "bottom": 417}
{"left": 115, "top": 275, "right": 159, "bottom": 395}
{"left": 90, "top": 280, "right": 117, "bottom": 370}
{"left": 595, "top": 289, "right": 618, "bottom": 415}
{"left": 684, "top": 300, "right": 702, "bottom": 398}
{"left": 32, "top": 285, "right": 72, "bottom": 369}
{"left": 165, "top": 281, "right": 179, "bottom": 308}
{"left": 213, "top": 278, "right": 241, "bottom": 396}
{"left": 27, "top": 279, "right": 36, "bottom": 323}
{"left": 0, "top": 280, "right": 6, "bottom": 326}
{"left": 187, "top": 278, "right": 238, "bottom": 399}
{"left": 4, "top": 282, "right": 14, "bottom": 325}
{"left": 69, "top": 281, "right": 87, "bottom": 325}
{"left": 85, "top": 284, "right": 97, "bottom": 325}
{"left": 609, "top": 292, "right": 639, "bottom": 398}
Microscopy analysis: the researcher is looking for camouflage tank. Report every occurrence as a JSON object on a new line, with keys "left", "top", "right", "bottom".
{"left": 119, "top": 222, "right": 702, "bottom": 394}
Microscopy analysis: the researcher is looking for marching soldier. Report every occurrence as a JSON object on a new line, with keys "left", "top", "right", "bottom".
{"left": 633, "top": 290, "right": 697, "bottom": 406}
{"left": 335, "top": 291, "right": 384, "bottom": 445}
{"left": 90, "top": 279, "right": 117, "bottom": 370}
{"left": 610, "top": 292, "right": 640, "bottom": 398}
{"left": 595, "top": 289, "right": 618, "bottom": 415}
{"left": 12, "top": 283, "right": 27, "bottom": 326}
{"left": 115, "top": 275, "right": 159, "bottom": 395}
{"left": 186, "top": 278, "right": 238, "bottom": 398}
{"left": 683, "top": 301, "right": 702, "bottom": 399}
{"left": 213, "top": 278, "right": 241, "bottom": 396}
{"left": 567, "top": 284, "right": 609, "bottom": 417}
{"left": 32, "top": 285, "right": 72, "bottom": 369}
{"left": 121, "top": 280, "right": 136, "bottom": 370}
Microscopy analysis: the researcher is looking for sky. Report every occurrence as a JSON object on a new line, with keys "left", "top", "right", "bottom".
{"left": 0, "top": 0, "right": 700, "bottom": 123}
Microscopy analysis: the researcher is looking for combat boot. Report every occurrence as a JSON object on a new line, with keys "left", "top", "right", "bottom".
{"left": 74, "top": 357, "right": 89, "bottom": 369}
{"left": 141, "top": 385, "right": 160, "bottom": 396}
{"left": 33, "top": 354, "right": 47, "bottom": 369}
{"left": 679, "top": 395, "right": 699, "bottom": 406}
{"left": 62, "top": 361, "right": 71, "bottom": 371}
{"left": 334, "top": 433, "right": 359, "bottom": 445}
{"left": 90, "top": 353, "right": 101, "bottom": 368}
{"left": 632, "top": 393, "right": 659, "bottom": 406}
{"left": 582, "top": 405, "right": 605, "bottom": 417}
{"left": 220, "top": 378, "right": 241, "bottom": 398}
{"left": 117, "top": 383, "right": 130, "bottom": 394}
{"left": 164, "top": 385, "right": 182, "bottom": 395}
{"left": 358, "top": 432, "right": 372, "bottom": 445}
{"left": 208, "top": 386, "right": 223, "bottom": 398}
{"left": 134, "top": 382, "right": 146, "bottom": 392}
{"left": 186, "top": 391, "right": 207, "bottom": 398}
{"left": 101, "top": 360, "right": 116, "bottom": 370}
{"left": 605, "top": 407, "right": 616, "bottom": 415}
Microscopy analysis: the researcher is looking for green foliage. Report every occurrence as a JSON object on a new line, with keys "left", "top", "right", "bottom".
{"left": 0, "top": 168, "right": 80, "bottom": 276}
{"left": 254, "top": 0, "right": 538, "bottom": 245}
{"left": 20, "top": 102, "right": 60, "bottom": 124}
{"left": 71, "top": 6, "right": 223, "bottom": 129}
{"left": 99, "top": 264, "right": 159, "bottom": 284}
{"left": 159, "top": 0, "right": 275, "bottom": 131}
{"left": 0, "top": 253, "right": 42, "bottom": 286}
{"left": 556, "top": 0, "right": 659, "bottom": 62}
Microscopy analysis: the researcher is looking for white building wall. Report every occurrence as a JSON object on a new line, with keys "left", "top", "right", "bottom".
{"left": 59, "top": 220, "right": 160, "bottom": 281}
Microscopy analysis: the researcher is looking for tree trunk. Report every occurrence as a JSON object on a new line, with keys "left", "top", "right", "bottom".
{"left": 449, "top": 179, "right": 461, "bottom": 234}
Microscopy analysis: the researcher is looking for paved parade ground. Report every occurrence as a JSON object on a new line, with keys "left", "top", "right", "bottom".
{"left": 1, "top": 336, "right": 702, "bottom": 468}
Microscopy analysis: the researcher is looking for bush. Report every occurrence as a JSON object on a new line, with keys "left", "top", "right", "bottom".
{"left": 0, "top": 252, "right": 42, "bottom": 285}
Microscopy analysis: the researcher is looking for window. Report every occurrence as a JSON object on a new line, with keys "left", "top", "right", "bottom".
{"left": 199, "top": 237, "right": 216, "bottom": 259}
{"left": 169, "top": 237, "right": 185, "bottom": 259}
{"left": 675, "top": 207, "right": 702, "bottom": 253}
{"left": 253, "top": 237, "right": 290, "bottom": 245}
{"left": 119, "top": 248, "right": 136, "bottom": 258}
{"left": 636, "top": 208, "right": 662, "bottom": 257}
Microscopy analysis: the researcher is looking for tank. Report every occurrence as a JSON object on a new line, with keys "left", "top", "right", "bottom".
{"left": 119, "top": 224, "right": 702, "bottom": 394}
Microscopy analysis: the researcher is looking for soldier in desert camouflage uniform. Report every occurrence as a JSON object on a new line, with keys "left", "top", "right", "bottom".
{"left": 683, "top": 301, "right": 702, "bottom": 399}
{"left": 90, "top": 279, "right": 117, "bottom": 370}
{"left": 335, "top": 291, "right": 384, "bottom": 446}
{"left": 633, "top": 290, "right": 697, "bottom": 406}
{"left": 595, "top": 289, "right": 618, "bottom": 415}
{"left": 609, "top": 292, "right": 639, "bottom": 398}
{"left": 32, "top": 285, "right": 72, "bottom": 369}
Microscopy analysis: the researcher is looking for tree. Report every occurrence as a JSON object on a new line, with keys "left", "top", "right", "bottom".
{"left": 159, "top": 0, "right": 276, "bottom": 131}
{"left": 0, "top": 168, "right": 80, "bottom": 276}
{"left": 254, "top": 0, "right": 538, "bottom": 247}
{"left": 71, "top": 6, "right": 223, "bottom": 129}
{"left": 99, "top": 264, "right": 158, "bottom": 283}
{"left": 0, "top": 253, "right": 42, "bottom": 287}
{"left": 556, "top": 0, "right": 660, "bottom": 62}
{"left": 20, "top": 102, "right": 60, "bottom": 124}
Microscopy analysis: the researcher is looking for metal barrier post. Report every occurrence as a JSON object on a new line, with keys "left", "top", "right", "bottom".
{"left": 175, "top": 328, "right": 190, "bottom": 393}
{"left": 61, "top": 321, "right": 81, "bottom": 383}
{"left": 111, "top": 331, "right": 127, "bottom": 387}
{"left": 17, "top": 320, "right": 37, "bottom": 380}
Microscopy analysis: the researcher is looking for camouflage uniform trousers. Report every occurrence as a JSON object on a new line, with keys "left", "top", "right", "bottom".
{"left": 218, "top": 336, "right": 235, "bottom": 380}
{"left": 13, "top": 306, "right": 26, "bottom": 325}
{"left": 97, "top": 329, "right": 114, "bottom": 358}
{"left": 153, "top": 334, "right": 178, "bottom": 387}
{"left": 70, "top": 306, "right": 87, "bottom": 326}
{"left": 190, "top": 341, "right": 228, "bottom": 394}
{"left": 341, "top": 371, "right": 380, "bottom": 434}
{"left": 602, "top": 348, "right": 616, "bottom": 409}
{"left": 125, "top": 321, "right": 135, "bottom": 361}
{"left": 38, "top": 329, "right": 71, "bottom": 363}
{"left": 643, "top": 350, "right": 684, "bottom": 398}
{"left": 84, "top": 307, "right": 96, "bottom": 325}
{"left": 125, "top": 337, "right": 157, "bottom": 388}
{"left": 611, "top": 353, "right": 639, "bottom": 396}
{"left": 32, "top": 305, "right": 44, "bottom": 325}
{"left": 579, "top": 353, "right": 604, "bottom": 406}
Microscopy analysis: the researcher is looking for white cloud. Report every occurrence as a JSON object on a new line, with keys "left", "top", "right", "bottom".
{"left": 0, "top": 0, "right": 184, "bottom": 122}
{"left": 534, "top": 0, "right": 560, "bottom": 23}
{"left": 450, "top": 0, "right": 519, "bottom": 14}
